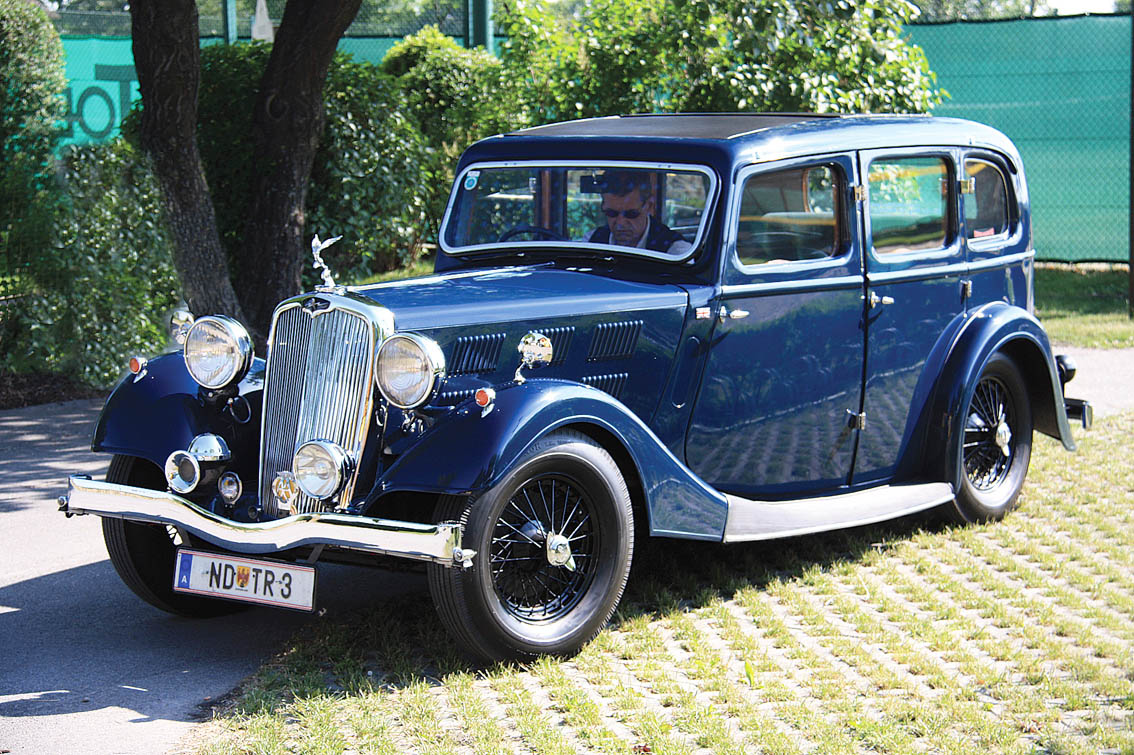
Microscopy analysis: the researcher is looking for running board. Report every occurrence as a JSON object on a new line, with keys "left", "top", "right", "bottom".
{"left": 723, "top": 482, "right": 955, "bottom": 543}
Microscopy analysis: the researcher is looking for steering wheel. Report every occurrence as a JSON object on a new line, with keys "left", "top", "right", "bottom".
{"left": 497, "top": 224, "right": 568, "bottom": 243}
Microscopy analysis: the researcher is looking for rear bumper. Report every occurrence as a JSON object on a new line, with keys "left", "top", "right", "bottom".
{"left": 1065, "top": 397, "right": 1093, "bottom": 430}
{"left": 60, "top": 475, "right": 472, "bottom": 567}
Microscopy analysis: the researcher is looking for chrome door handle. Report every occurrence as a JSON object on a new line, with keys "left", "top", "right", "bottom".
{"left": 868, "top": 291, "right": 895, "bottom": 309}
{"left": 719, "top": 307, "right": 750, "bottom": 321}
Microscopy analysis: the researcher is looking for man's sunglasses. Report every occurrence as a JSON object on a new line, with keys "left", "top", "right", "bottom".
{"left": 603, "top": 208, "right": 644, "bottom": 219}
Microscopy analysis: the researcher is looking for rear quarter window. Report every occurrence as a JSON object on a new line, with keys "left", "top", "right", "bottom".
{"left": 964, "top": 159, "right": 1011, "bottom": 240}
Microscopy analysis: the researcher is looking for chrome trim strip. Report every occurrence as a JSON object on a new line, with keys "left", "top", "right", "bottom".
{"left": 965, "top": 249, "right": 1035, "bottom": 273}
{"left": 720, "top": 275, "right": 864, "bottom": 297}
{"left": 63, "top": 476, "right": 463, "bottom": 566}
{"left": 439, "top": 159, "right": 719, "bottom": 263}
{"left": 866, "top": 261, "right": 970, "bottom": 285}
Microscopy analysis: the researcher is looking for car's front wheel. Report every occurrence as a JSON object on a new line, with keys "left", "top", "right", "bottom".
{"left": 428, "top": 430, "right": 634, "bottom": 663}
{"left": 951, "top": 353, "right": 1033, "bottom": 523}
{"left": 102, "top": 454, "right": 243, "bottom": 617}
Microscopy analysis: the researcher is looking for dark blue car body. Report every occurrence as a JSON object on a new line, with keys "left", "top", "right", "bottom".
{"left": 65, "top": 114, "right": 1088, "bottom": 661}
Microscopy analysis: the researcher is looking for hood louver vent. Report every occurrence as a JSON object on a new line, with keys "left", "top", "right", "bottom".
{"left": 587, "top": 320, "right": 642, "bottom": 362}
{"left": 449, "top": 333, "right": 505, "bottom": 375}
{"left": 543, "top": 326, "right": 574, "bottom": 365}
{"left": 583, "top": 372, "right": 629, "bottom": 399}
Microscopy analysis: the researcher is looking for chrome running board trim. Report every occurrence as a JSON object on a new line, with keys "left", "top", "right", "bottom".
{"left": 61, "top": 476, "right": 466, "bottom": 567}
{"left": 723, "top": 482, "right": 955, "bottom": 543}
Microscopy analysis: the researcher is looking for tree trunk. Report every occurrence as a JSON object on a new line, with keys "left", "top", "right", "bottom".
{"left": 238, "top": 0, "right": 361, "bottom": 337}
{"left": 130, "top": 0, "right": 245, "bottom": 323}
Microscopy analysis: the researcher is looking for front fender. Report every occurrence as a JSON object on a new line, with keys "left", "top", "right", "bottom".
{"left": 923, "top": 301, "right": 1075, "bottom": 488}
{"left": 371, "top": 379, "right": 728, "bottom": 540}
{"left": 92, "top": 352, "right": 264, "bottom": 475}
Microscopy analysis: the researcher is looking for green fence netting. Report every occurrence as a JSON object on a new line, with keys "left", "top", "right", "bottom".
{"left": 39, "top": 11, "right": 1134, "bottom": 264}
{"left": 908, "top": 15, "right": 1130, "bottom": 263}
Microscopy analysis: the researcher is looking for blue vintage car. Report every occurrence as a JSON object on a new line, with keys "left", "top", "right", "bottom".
{"left": 61, "top": 113, "right": 1091, "bottom": 662}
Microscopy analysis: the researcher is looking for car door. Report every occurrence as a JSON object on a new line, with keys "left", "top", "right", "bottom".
{"left": 854, "top": 148, "right": 967, "bottom": 484}
{"left": 685, "top": 154, "right": 865, "bottom": 498}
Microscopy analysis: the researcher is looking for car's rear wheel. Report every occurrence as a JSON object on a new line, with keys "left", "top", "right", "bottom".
{"left": 428, "top": 430, "right": 634, "bottom": 663}
{"left": 951, "top": 354, "right": 1033, "bottom": 523}
{"left": 102, "top": 454, "right": 243, "bottom": 617}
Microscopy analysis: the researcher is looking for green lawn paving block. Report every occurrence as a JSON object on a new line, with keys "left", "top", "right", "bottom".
{"left": 444, "top": 673, "right": 511, "bottom": 755}
{"left": 488, "top": 674, "right": 578, "bottom": 755}
{"left": 528, "top": 657, "right": 631, "bottom": 754}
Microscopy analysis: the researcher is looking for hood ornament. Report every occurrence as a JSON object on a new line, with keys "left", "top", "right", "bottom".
{"left": 310, "top": 233, "right": 343, "bottom": 290}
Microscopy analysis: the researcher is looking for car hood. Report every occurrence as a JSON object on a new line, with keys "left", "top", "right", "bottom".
{"left": 351, "top": 265, "right": 688, "bottom": 330}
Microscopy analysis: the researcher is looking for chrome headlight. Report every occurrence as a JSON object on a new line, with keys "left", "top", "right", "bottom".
{"left": 293, "top": 440, "right": 351, "bottom": 500}
{"left": 375, "top": 333, "right": 445, "bottom": 409}
{"left": 184, "top": 315, "right": 253, "bottom": 390}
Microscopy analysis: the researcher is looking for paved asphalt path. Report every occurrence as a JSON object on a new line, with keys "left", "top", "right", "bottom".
{"left": 0, "top": 399, "right": 427, "bottom": 755}
{"left": 0, "top": 346, "right": 1129, "bottom": 754}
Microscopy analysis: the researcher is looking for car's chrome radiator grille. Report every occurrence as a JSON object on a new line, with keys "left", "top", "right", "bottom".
{"left": 259, "top": 301, "right": 380, "bottom": 518}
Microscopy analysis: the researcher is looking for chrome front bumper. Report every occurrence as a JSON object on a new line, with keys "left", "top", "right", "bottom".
{"left": 60, "top": 475, "right": 473, "bottom": 568}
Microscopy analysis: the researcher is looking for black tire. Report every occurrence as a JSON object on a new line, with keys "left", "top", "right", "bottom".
{"left": 951, "top": 353, "right": 1033, "bottom": 523}
{"left": 102, "top": 455, "right": 244, "bottom": 617}
{"left": 427, "top": 430, "right": 634, "bottom": 663}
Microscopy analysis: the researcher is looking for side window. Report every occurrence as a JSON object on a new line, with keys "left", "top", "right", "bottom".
{"left": 964, "top": 159, "right": 1010, "bottom": 240}
{"left": 736, "top": 164, "right": 842, "bottom": 267}
{"left": 868, "top": 156, "right": 949, "bottom": 255}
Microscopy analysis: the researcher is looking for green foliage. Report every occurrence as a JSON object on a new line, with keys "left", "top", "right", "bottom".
{"left": 126, "top": 42, "right": 431, "bottom": 282}
{"left": 309, "top": 55, "right": 431, "bottom": 276}
{"left": 4, "top": 141, "right": 180, "bottom": 387}
{"left": 381, "top": 26, "right": 523, "bottom": 236}
{"left": 0, "top": 0, "right": 67, "bottom": 296}
{"left": 500, "top": 0, "right": 943, "bottom": 123}
{"left": 911, "top": 0, "right": 1050, "bottom": 21}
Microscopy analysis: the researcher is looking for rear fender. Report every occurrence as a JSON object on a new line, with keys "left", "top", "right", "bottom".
{"left": 92, "top": 352, "right": 264, "bottom": 476}
{"left": 922, "top": 302, "right": 1075, "bottom": 488}
{"left": 372, "top": 379, "right": 728, "bottom": 540}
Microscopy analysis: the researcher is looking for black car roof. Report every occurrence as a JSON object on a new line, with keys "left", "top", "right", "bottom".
{"left": 510, "top": 113, "right": 838, "bottom": 140}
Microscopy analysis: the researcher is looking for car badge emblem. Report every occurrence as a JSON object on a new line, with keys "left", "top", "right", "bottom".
{"left": 310, "top": 233, "right": 343, "bottom": 290}
{"left": 301, "top": 296, "right": 330, "bottom": 315}
{"left": 272, "top": 471, "right": 299, "bottom": 511}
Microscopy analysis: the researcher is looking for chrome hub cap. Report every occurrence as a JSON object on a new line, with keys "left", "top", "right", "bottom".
{"left": 545, "top": 533, "right": 576, "bottom": 571}
{"left": 994, "top": 420, "right": 1012, "bottom": 457}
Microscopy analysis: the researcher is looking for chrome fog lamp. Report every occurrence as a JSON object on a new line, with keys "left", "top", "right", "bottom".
{"left": 164, "top": 434, "right": 231, "bottom": 494}
{"left": 165, "top": 450, "right": 201, "bottom": 494}
{"left": 293, "top": 440, "right": 351, "bottom": 500}
{"left": 184, "top": 315, "right": 253, "bottom": 390}
{"left": 375, "top": 333, "right": 446, "bottom": 409}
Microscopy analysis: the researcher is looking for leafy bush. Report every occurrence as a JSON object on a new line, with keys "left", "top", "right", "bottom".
{"left": 0, "top": 0, "right": 66, "bottom": 297}
{"left": 381, "top": 26, "right": 524, "bottom": 234}
{"left": 126, "top": 43, "right": 431, "bottom": 281}
{"left": 499, "top": 0, "right": 942, "bottom": 122}
{"left": 4, "top": 141, "right": 181, "bottom": 387}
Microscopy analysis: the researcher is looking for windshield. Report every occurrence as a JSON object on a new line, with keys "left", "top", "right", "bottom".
{"left": 440, "top": 162, "right": 716, "bottom": 262}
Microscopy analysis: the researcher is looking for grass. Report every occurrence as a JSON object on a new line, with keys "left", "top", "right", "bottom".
{"left": 189, "top": 411, "right": 1134, "bottom": 755}
{"left": 1035, "top": 263, "right": 1134, "bottom": 348}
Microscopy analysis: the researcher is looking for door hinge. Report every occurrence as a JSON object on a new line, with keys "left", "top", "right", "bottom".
{"left": 853, "top": 185, "right": 867, "bottom": 202}
{"left": 846, "top": 410, "right": 867, "bottom": 430}
{"left": 961, "top": 279, "right": 973, "bottom": 299}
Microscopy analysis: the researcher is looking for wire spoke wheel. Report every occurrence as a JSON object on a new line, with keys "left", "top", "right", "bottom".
{"left": 952, "top": 354, "right": 1032, "bottom": 523}
{"left": 490, "top": 474, "right": 598, "bottom": 622}
{"left": 428, "top": 430, "right": 633, "bottom": 663}
{"left": 963, "top": 375, "right": 1013, "bottom": 490}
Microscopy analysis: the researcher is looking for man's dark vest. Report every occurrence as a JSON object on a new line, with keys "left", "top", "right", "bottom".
{"left": 590, "top": 219, "right": 686, "bottom": 252}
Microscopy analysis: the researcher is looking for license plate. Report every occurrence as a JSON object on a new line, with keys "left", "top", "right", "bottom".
{"left": 173, "top": 549, "right": 316, "bottom": 611}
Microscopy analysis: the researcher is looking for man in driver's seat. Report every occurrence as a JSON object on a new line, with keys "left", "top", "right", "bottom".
{"left": 583, "top": 171, "right": 692, "bottom": 255}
